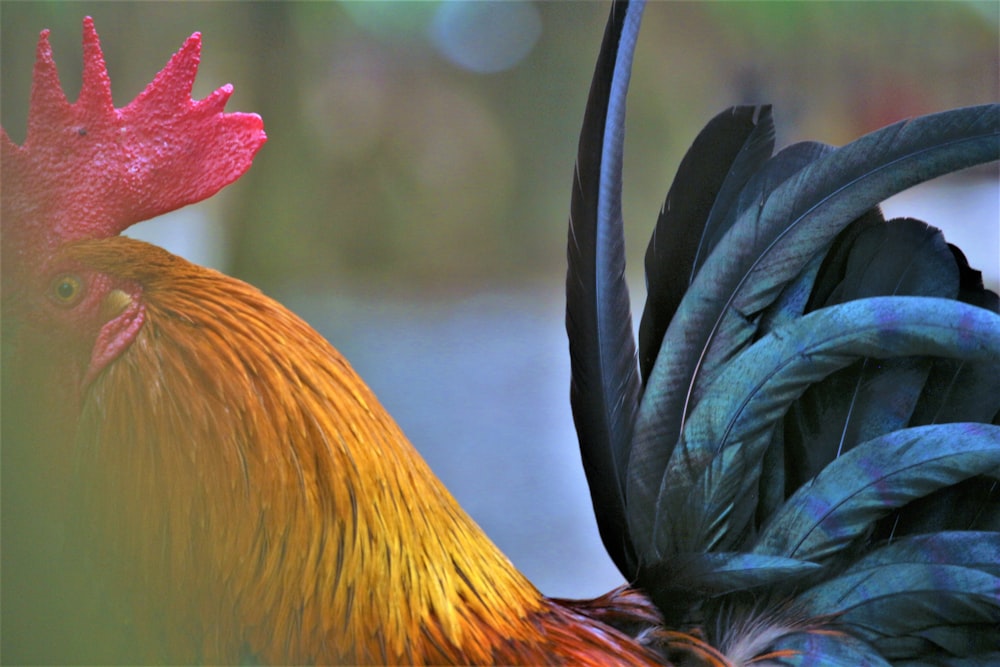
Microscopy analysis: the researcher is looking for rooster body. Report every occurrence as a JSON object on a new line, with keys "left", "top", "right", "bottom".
{"left": 3, "top": 3, "right": 999, "bottom": 665}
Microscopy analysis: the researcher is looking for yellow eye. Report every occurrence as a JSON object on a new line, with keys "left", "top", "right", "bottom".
{"left": 49, "top": 274, "right": 85, "bottom": 306}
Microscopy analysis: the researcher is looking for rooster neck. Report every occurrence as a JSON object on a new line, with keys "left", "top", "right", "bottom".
{"left": 69, "top": 238, "right": 660, "bottom": 665}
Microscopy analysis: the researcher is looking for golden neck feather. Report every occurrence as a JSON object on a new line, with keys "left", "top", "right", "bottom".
{"left": 69, "top": 238, "right": 658, "bottom": 664}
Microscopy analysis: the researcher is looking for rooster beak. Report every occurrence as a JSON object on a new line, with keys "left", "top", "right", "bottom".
{"left": 100, "top": 288, "right": 133, "bottom": 323}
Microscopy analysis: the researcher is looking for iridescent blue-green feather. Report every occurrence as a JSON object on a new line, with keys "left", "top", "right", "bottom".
{"left": 755, "top": 423, "right": 1000, "bottom": 562}
{"left": 665, "top": 298, "right": 1000, "bottom": 556}
{"left": 565, "top": 0, "right": 644, "bottom": 579}
{"left": 627, "top": 106, "right": 1000, "bottom": 562}
{"left": 638, "top": 105, "right": 775, "bottom": 381}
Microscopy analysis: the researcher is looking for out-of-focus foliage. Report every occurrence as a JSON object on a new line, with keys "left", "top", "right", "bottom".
{"left": 2, "top": 1, "right": 996, "bottom": 294}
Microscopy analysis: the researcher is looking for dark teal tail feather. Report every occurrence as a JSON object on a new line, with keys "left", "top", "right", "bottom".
{"left": 638, "top": 105, "right": 775, "bottom": 383}
{"left": 568, "top": 1, "right": 1000, "bottom": 662}
{"left": 566, "top": 0, "right": 645, "bottom": 579}
{"left": 627, "top": 105, "right": 1000, "bottom": 556}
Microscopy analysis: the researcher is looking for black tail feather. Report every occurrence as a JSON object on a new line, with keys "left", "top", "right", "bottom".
{"left": 566, "top": 0, "right": 644, "bottom": 579}
{"left": 568, "top": 1, "right": 1000, "bottom": 661}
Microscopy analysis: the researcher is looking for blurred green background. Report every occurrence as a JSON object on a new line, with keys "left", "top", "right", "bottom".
{"left": 4, "top": 2, "right": 996, "bottom": 292}
{"left": 2, "top": 0, "right": 998, "bottom": 636}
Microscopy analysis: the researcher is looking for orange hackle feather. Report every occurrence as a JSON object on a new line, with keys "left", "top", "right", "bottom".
{"left": 61, "top": 237, "right": 666, "bottom": 664}
{"left": 1, "top": 18, "right": 676, "bottom": 664}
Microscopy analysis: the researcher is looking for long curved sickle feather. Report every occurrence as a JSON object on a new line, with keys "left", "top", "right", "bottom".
{"left": 627, "top": 105, "right": 1000, "bottom": 560}
{"left": 784, "top": 216, "right": 966, "bottom": 485}
{"left": 755, "top": 424, "right": 1000, "bottom": 562}
{"left": 638, "top": 105, "right": 775, "bottom": 382}
{"left": 795, "top": 561, "right": 1000, "bottom": 656}
{"left": 849, "top": 531, "right": 1000, "bottom": 575}
{"left": 662, "top": 297, "right": 1000, "bottom": 557}
{"left": 566, "top": 0, "right": 645, "bottom": 579}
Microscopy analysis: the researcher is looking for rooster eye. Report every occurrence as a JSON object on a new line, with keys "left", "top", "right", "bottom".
{"left": 49, "top": 274, "right": 85, "bottom": 307}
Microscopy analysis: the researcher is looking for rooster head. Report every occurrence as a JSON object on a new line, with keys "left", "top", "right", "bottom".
{"left": 1, "top": 17, "right": 266, "bottom": 389}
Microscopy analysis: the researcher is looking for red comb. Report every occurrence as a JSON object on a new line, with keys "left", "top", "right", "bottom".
{"left": 1, "top": 16, "right": 266, "bottom": 268}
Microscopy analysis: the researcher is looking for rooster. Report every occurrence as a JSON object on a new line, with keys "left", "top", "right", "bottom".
{"left": 2, "top": 2, "right": 998, "bottom": 666}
